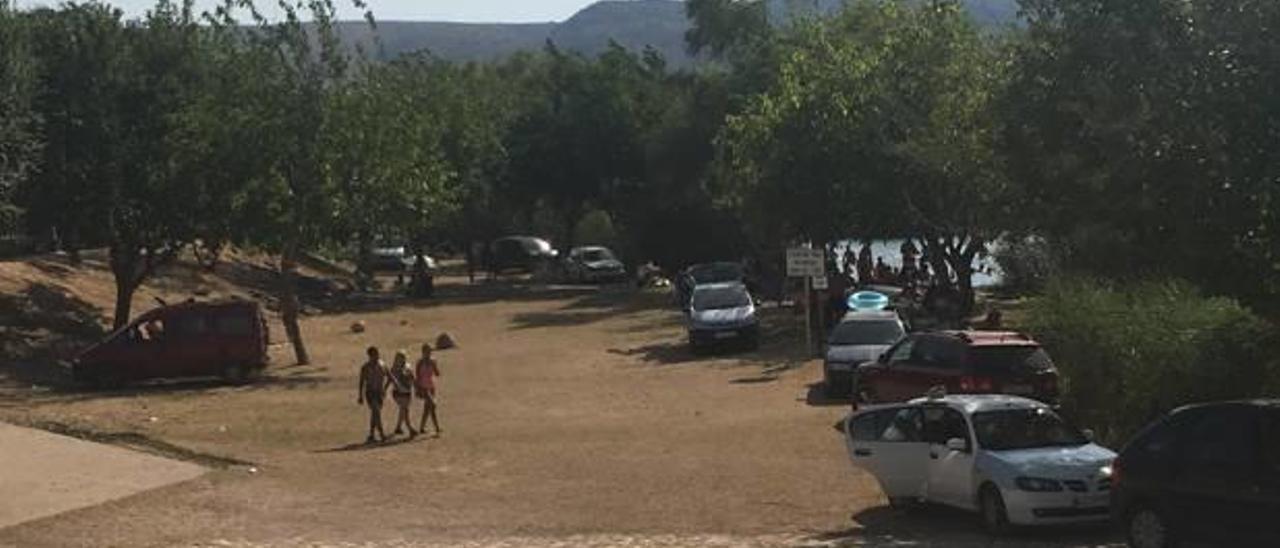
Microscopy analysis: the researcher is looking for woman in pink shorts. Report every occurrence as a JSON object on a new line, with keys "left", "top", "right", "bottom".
{"left": 415, "top": 343, "right": 442, "bottom": 436}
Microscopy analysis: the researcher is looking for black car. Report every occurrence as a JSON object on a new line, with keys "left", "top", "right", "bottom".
{"left": 1111, "top": 400, "right": 1280, "bottom": 548}
{"left": 675, "top": 261, "right": 746, "bottom": 308}
{"left": 487, "top": 236, "right": 557, "bottom": 274}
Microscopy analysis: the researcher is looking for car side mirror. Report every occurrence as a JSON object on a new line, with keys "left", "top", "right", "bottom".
{"left": 1081, "top": 429, "right": 1096, "bottom": 442}
{"left": 945, "top": 438, "right": 968, "bottom": 453}
{"left": 833, "top": 419, "right": 847, "bottom": 434}
{"left": 877, "top": 352, "right": 888, "bottom": 363}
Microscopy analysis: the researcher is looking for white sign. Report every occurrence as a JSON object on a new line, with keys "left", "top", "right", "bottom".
{"left": 786, "top": 247, "right": 825, "bottom": 277}
{"left": 811, "top": 275, "right": 829, "bottom": 290}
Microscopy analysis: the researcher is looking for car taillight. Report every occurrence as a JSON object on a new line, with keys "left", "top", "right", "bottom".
{"left": 959, "top": 375, "right": 994, "bottom": 392}
{"left": 1038, "top": 374, "right": 1059, "bottom": 395}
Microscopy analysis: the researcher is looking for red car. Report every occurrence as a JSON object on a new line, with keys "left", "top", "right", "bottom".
{"left": 73, "top": 300, "right": 270, "bottom": 387}
{"left": 855, "top": 331, "right": 1059, "bottom": 404}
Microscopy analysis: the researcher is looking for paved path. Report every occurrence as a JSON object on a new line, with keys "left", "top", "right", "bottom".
{"left": 0, "top": 422, "right": 205, "bottom": 530}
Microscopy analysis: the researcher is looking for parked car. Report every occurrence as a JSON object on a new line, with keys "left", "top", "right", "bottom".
{"left": 1111, "top": 400, "right": 1280, "bottom": 548}
{"left": 366, "top": 246, "right": 436, "bottom": 273}
{"left": 488, "top": 236, "right": 557, "bottom": 274}
{"left": 73, "top": 300, "right": 270, "bottom": 387}
{"left": 675, "top": 261, "right": 746, "bottom": 308}
{"left": 564, "top": 246, "right": 627, "bottom": 283}
{"left": 856, "top": 331, "right": 1059, "bottom": 404}
{"left": 841, "top": 394, "right": 1115, "bottom": 533}
{"left": 824, "top": 310, "right": 906, "bottom": 397}
{"left": 686, "top": 282, "right": 759, "bottom": 351}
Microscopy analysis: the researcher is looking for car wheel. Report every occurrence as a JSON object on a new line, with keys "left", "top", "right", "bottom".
{"left": 887, "top": 496, "right": 918, "bottom": 510}
{"left": 1128, "top": 505, "right": 1174, "bottom": 548}
{"left": 222, "top": 363, "right": 250, "bottom": 385}
{"left": 979, "top": 484, "right": 1011, "bottom": 536}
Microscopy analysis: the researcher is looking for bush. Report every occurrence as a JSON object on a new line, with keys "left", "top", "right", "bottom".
{"left": 1025, "top": 276, "right": 1279, "bottom": 446}
{"left": 992, "top": 235, "right": 1056, "bottom": 292}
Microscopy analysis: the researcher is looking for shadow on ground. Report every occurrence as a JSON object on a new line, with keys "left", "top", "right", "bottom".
{"left": 313, "top": 433, "right": 433, "bottom": 453}
{"left": 804, "top": 382, "right": 854, "bottom": 407}
{"left": 803, "top": 504, "right": 1121, "bottom": 547}
{"left": 0, "top": 283, "right": 106, "bottom": 390}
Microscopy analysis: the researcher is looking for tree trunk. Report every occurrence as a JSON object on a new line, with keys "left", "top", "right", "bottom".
{"left": 280, "top": 244, "right": 310, "bottom": 365}
{"left": 109, "top": 247, "right": 139, "bottom": 330}
{"left": 111, "top": 278, "right": 136, "bottom": 331}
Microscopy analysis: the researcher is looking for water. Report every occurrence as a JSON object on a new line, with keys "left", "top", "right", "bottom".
{"left": 834, "top": 239, "right": 1003, "bottom": 288}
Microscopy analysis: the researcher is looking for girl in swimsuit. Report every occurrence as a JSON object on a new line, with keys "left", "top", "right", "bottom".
{"left": 415, "top": 343, "right": 442, "bottom": 436}
{"left": 389, "top": 350, "right": 417, "bottom": 438}
{"left": 357, "top": 346, "right": 389, "bottom": 444}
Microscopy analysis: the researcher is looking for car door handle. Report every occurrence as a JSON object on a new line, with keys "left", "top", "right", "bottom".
{"left": 854, "top": 448, "right": 872, "bottom": 457}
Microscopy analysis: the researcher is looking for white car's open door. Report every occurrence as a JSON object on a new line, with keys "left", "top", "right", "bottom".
{"left": 844, "top": 406, "right": 930, "bottom": 501}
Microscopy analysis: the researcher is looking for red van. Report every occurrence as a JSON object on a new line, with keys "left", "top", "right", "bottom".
{"left": 73, "top": 300, "right": 270, "bottom": 387}
{"left": 855, "top": 331, "right": 1060, "bottom": 405}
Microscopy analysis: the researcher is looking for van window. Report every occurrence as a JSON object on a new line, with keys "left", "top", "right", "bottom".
{"left": 923, "top": 407, "right": 971, "bottom": 447}
{"left": 217, "top": 315, "right": 254, "bottom": 336}
{"left": 1180, "top": 407, "right": 1256, "bottom": 469}
{"left": 175, "top": 315, "right": 210, "bottom": 337}
{"left": 967, "top": 346, "right": 1053, "bottom": 374}
{"left": 1262, "top": 411, "right": 1280, "bottom": 481}
{"left": 850, "top": 407, "right": 923, "bottom": 443}
{"left": 916, "top": 336, "right": 963, "bottom": 369}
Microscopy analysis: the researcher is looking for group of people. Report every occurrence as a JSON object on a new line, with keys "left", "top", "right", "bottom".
{"left": 840, "top": 241, "right": 935, "bottom": 288}
{"left": 357, "top": 343, "right": 442, "bottom": 444}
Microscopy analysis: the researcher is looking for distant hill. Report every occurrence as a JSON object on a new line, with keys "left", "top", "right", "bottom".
{"left": 335, "top": 0, "right": 1020, "bottom": 67}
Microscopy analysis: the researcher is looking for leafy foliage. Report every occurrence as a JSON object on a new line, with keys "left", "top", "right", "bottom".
{"left": 1026, "top": 276, "right": 1280, "bottom": 444}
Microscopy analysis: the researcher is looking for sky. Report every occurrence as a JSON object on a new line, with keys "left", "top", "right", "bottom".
{"left": 16, "top": 0, "right": 610, "bottom": 22}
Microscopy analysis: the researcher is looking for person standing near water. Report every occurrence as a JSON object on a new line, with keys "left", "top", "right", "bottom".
{"left": 415, "top": 343, "right": 442, "bottom": 436}
{"left": 357, "top": 347, "right": 389, "bottom": 444}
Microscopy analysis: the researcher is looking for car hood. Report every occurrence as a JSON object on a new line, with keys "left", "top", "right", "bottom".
{"left": 826, "top": 344, "right": 890, "bottom": 364}
{"left": 692, "top": 306, "right": 755, "bottom": 325}
{"left": 585, "top": 259, "right": 624, "bottom": 270}
{"left": 984, "top": 444, "right": 1116, "bottom": 478}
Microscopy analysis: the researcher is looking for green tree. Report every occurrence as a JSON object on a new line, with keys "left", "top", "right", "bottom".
{"left": 0, "top": 0, "right": 40, "bottom": 227}
{"left": 717, "top": 0, "right": 1009, "bottom": 312}
{"left": 1002, "top": 0, "right": 1280, "bottom": 313}
{"left": 21, "top": 1, "right": 209, "bottom": 329}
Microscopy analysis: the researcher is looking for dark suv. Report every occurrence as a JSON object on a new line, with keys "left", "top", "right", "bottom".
{"left": 1111, "top": 400, "right": 1280, "bottom": 548}
{"left": 855, "top": 331, "right": 1059, "bottom": 404}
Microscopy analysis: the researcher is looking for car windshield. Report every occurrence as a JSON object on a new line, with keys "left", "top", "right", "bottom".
{"left": 579, "top": 249, "right": 614, "bottom": 262}
{"left": 972, "top": 408, "right": 1089, "bottom": 451}
{"left": 689, "top": 263, "right": 742, "bottom": 284}
{"left": 829, "top": 320, "right": 903, "bottom": 346}
{"left": 692, "top": 287, "right": 750, "bottom": 310}
{"left": 967, "top": 346, "right": 1054, "bottom": 374}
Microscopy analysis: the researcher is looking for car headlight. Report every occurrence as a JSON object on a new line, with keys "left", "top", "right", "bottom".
{"left": 1015, "top": 477, "right": 1064, "bottom": 492}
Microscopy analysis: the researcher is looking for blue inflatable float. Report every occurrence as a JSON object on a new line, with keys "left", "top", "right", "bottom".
{"left": 848, "top": 291, "right": 890, "bottom": 311}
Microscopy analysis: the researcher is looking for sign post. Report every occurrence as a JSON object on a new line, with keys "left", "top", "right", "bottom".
{"left": 787, "top": 247, "right": 826, "bottom": 356}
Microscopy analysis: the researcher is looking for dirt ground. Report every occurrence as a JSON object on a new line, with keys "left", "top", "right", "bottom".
{"left": 0, "top": 260, "right": 1121, "bottom": 547}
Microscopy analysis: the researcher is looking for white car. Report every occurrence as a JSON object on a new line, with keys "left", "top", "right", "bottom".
{"left": 840, "top": 394, "right": 1116, "bottom": 533}
{"left": 824, "top": 310, "right": 905, "bottom": 397}
{"left": 686, "top": 282, "right": 759, "bottom": 350}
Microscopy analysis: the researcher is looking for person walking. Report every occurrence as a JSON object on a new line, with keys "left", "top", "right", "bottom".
{"left": 388, "top": 350, "right": 417, "bottom": 438}
{"left": 415, "top": 343, "right": 442, "bottom": 436}
{"left": 357, "top": 347, "right": 389, "bottom": 444}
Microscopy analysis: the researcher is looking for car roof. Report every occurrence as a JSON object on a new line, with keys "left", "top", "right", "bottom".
{"left": 1171, "top": 399, "right": 1280, "bottom": 415}
{"left": 839, "top": 310, "right": 901, "bottom": 322}
{"left": 904, "top": 394, "right": 1050, "bottom": 415}
{"left": 692, "top": 281, "right": 747, "bottom": 292}
{"left": 936, "top": 330, "right": 1039, "bottom": 347}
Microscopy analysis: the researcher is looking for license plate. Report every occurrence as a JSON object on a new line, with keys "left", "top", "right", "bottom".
{"left": 1006, "top": 383, "right": 1034, "bottom": 395}
{"left": 714, "top": 331, "right": 738, "bottom": 340}
{"left": 828, "top": 362, "right": 853, "bottom": 372}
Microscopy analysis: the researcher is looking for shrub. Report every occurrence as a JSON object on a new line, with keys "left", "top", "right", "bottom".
{"left": 992, "top": 235, "right": 1056, "bottom": 292}
{"left": 1025, "top": 276, "right": 1279, "bottom": 446}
